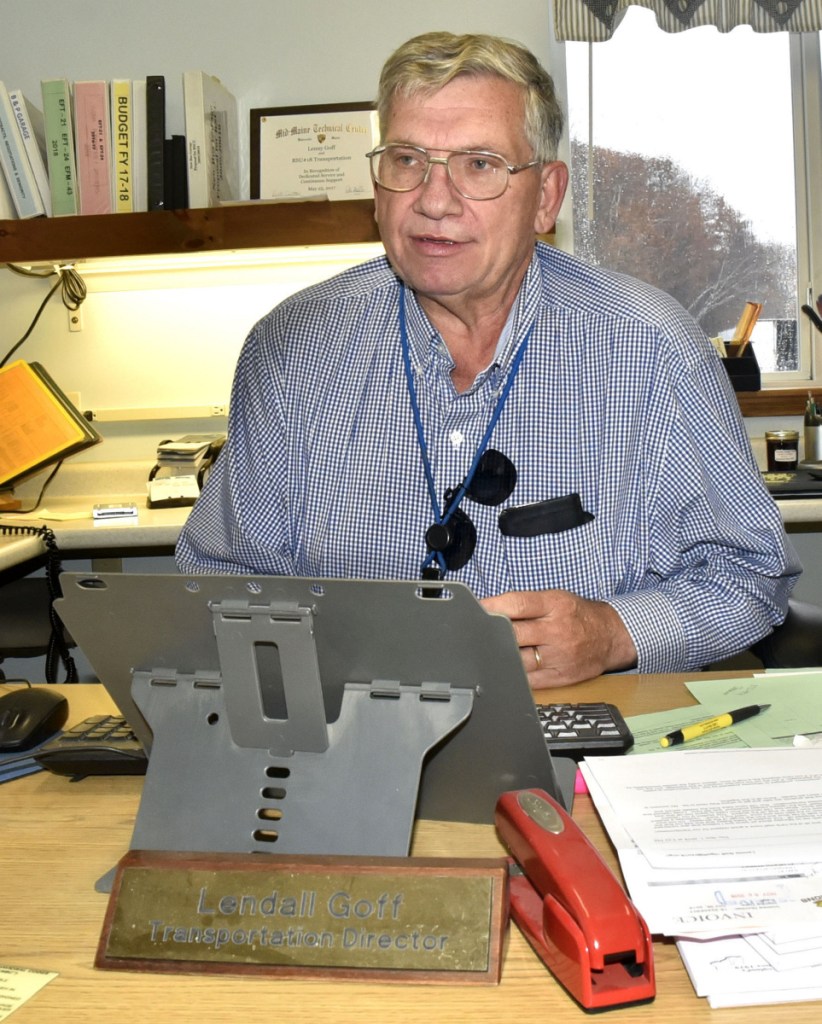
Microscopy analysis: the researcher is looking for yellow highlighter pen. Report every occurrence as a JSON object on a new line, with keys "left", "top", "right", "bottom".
{"left": 659, "top": 704, "right": 771, "bottom": 747}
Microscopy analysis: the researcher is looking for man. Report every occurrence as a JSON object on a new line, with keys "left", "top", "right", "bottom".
{"left": 176, "top": 31, "right": 800, "bottom": 686}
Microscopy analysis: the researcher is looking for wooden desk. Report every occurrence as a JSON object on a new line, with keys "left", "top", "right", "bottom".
{"left": 1, "top": 675, "right": 817, "bottom": 1022}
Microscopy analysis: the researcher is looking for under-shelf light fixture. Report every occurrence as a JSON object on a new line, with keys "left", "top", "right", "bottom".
{"left": 77, "top": 241, "right": 385, "bottom": 276}
{"left": 24, "top": 242, "right": 386, "bottom": 294}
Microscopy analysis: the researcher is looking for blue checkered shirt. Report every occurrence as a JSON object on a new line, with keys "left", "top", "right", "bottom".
{"left": 176, "top": 244, "right": 800, "bottom": 672}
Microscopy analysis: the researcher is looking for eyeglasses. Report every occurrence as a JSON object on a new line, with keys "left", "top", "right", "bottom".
{"left": 366, "top": 144, "right": 540, "bottom": 201}
{"left": 424, "top": 449, "right": 517, "bottom": 575}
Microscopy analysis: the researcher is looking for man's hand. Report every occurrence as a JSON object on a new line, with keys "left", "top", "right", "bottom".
{"left": 480, "top": 589, "right": 637, "bottom": 688}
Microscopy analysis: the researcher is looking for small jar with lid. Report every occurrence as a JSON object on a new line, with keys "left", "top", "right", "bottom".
{"left": 765, "top": 430, "right": 799, "bottom": 471}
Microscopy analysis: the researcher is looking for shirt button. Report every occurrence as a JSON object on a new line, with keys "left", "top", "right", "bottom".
{"left": 449, "top": 430, "right": 464, "bottom": 448}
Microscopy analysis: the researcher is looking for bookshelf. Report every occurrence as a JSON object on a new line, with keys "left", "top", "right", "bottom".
{"left": 0, "top": 199, "right": 381, "bottom": 264}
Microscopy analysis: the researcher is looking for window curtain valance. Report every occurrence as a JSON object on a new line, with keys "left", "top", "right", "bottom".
{"left": 553, "top": 0, "right": 822, "bottom": 41}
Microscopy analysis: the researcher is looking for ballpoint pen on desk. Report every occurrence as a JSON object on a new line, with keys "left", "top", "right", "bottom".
{"left": 659, "top": 704, "right": 771, "bottom": 748}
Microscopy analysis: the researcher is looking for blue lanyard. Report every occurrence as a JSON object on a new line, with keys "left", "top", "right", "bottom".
{"left": 398, "top": 286, "right": 533, "bottom": 574}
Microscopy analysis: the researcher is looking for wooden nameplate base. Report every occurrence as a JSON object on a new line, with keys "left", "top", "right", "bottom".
{"left": 96, "top": 850, "right": 509, "bottom": 984}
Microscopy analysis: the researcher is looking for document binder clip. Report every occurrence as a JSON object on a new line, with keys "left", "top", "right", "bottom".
{"left": 496, "top": 789, "right": 655, "bottom": 1012}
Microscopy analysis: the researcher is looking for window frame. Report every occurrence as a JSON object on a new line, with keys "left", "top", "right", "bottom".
{"left": 742, "top": 32, "right": 822, "bottom": 413}
{"left": 557, "top": 26, "right": 822, "bottom": 410}
{"left": 791, "top": 33, "right": 822, "bottom": 387}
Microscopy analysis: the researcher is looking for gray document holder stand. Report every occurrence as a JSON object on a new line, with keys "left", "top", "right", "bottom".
{"left": 55, "top": 574, "right": 571, "bottom": 893}
{"left": 129, "top": 598, "right": 473, "bottom": 858}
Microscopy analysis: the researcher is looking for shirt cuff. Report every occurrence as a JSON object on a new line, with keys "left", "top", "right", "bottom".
{"left": 604, "top": 591, "right": 688, "bottom": 674}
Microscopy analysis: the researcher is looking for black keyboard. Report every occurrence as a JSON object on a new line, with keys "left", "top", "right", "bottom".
{"left": 33, "top": 714, "right": 148, "bottom": 778}
{"left": 537, "top": 702, "right": 634, "bottom": 761}
{"left": 34, "top": 705, "right": 631, "bottom": 777}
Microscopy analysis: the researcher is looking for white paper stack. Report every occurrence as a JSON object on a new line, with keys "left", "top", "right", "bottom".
{"left": 581, "top": 747, "right": 822, "bottom": 1008}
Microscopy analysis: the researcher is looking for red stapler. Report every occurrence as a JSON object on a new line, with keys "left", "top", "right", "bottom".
{"left": 495, "top": 788, "right": 655, "bottom": 1012}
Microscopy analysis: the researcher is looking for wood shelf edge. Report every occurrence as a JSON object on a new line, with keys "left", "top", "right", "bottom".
{"left": 0, "top": 199, "right": 381, "bottom": 264}
{"left": 735, "top": 388, "right": 817, "bottom": 417}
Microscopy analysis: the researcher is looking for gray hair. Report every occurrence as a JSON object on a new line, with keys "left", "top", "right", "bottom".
{"left": 376, "top": 31, "right": 564, "bottom": 163}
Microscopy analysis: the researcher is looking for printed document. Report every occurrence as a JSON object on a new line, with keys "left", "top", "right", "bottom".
{"left": 581, "top": 746, "right": 822, "bottom": 1007}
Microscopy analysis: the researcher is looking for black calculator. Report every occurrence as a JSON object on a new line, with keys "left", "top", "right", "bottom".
{"left": 34, "top": 714, "right": 148, "bottom": 778}
{"left": 537, "top": 702, "right": 634, "bottom": 761}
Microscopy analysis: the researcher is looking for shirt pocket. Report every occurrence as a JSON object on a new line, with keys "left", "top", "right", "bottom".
{"left": 501, "top": 517, "right": 603, "bottom": 597}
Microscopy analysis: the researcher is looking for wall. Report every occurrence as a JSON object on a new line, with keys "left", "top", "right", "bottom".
{"left": 2, "top": 1, "right": 566, "bottom": 160}
{"left": 0, "top": 0, "right": 567, "bottom": 441}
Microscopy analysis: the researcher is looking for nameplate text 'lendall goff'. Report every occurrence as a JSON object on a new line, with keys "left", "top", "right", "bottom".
{"left": 96, "top": 849, "right": 509, "bottom": 984}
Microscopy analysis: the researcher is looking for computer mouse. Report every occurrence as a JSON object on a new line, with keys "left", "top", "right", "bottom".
{"left": 0, "top": 687, "right": 69, "bottom": 753}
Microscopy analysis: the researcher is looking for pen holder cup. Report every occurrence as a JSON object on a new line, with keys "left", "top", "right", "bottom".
{"left": 721, "top": 344, "right": 761, "bottom": 392}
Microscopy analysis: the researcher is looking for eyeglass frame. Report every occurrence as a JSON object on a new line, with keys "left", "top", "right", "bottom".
{"left": 365, "top": 143, "right": 542, "bottom": 201}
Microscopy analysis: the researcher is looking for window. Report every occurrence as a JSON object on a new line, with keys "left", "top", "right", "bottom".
{"left": 565, "top": 9, "right": 822, "bottom": 386}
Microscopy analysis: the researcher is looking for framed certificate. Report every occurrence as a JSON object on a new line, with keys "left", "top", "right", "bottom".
{"left": 250, "top": 102, "right": 379, "bottom": 201}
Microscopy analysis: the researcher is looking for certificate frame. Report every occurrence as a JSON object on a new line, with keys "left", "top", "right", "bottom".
{"left": 250, "top": 102, "right": 378, "bottom": 202}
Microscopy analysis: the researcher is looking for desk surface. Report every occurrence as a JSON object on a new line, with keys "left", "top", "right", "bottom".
{"left": 2, "top": 673, "right": 817, "bottom": 1023}
{"left": 0, "top": 460, "right": 190, "bottom": 570}
{"left": 2, "top": 485, "right": 821, "bottom": 573}
{"left": 0, "top": 498, "right": 187, "bottom": 567}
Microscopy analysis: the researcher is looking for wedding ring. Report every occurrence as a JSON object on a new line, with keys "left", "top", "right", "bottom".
{"left": 533, "top": 645, "right": 542, "bottom": 669}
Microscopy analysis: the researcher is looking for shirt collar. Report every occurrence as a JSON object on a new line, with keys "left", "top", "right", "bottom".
{"left": 399, "top": 249, "right": 542, "bottom": 381}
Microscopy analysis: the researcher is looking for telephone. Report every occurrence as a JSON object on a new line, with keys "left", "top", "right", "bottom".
{"left": 147, "top": 434, "right": 226, "bottom": 509}
{"left": 495, "top": 789, "right": 655, "bottom": 1011}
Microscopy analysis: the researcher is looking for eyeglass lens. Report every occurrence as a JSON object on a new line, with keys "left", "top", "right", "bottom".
{"left": 425, "top": 449, "right": 517, "bottom": 571}
{"left": 372, "top": 146, "right": 509, "bottom": 200}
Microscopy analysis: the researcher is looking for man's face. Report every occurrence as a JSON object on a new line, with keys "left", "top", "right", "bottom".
{"left": 374, "top": 75, "right": 567, "bottom": 318}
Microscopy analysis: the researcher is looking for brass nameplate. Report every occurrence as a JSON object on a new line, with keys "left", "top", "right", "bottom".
{"left": 96, "top": 850, "right": 509, "bottom": 983}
